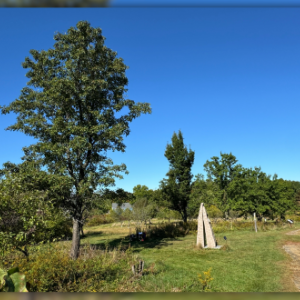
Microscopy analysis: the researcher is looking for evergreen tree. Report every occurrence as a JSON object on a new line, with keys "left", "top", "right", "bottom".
{"left": 0, "top": 21, "right": 151, "bottom": 260}
{"left": 159, "top": 130, "right": 195, "bottom": 223}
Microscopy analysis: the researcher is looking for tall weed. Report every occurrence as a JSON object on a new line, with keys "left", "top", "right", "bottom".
{"left": 1, "top": 241, "right": 140, "bottom": 292}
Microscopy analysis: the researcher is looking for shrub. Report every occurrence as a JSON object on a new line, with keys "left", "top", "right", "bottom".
{"left": 1, "top": 241, "right": 140, "bottom": 292}
{"left": 285, "top": 214, "right": 300, "bottom": 222}
{"left": 144, "top": 221, "right": 197, "bottom": 239}
{"left": 146, "top": 223, "right": 185, "bottom": 239}
{"left": 212, "top": 221, "right": 254, "bottom": 233}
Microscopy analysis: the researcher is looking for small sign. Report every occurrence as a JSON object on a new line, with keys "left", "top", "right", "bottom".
{"left": 287, "top": 219, "right": 294, "bottom": 224}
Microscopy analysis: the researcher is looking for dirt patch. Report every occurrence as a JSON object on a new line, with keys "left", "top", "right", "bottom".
{"left": 286, "top": 229, "right": 300, "bottom": 235}
{"left": 283, "top": 235, "right": 300, "bottom": 291}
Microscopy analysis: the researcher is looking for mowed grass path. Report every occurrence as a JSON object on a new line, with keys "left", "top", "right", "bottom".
{"left": 80, "top": 221, "right": 300, "bottom": 292}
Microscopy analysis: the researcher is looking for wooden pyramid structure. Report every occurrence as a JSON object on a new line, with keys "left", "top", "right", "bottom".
{"left": 196, "top": 203, "right": 220, "bottom": 249}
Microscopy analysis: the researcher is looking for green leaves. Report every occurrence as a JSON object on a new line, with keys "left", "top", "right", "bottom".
{"left": 0, "top": 267, "right": 28, "bottom": 292}
{"left": 226, "top": 167, "right": 296, "bottom": 219}
{"left": 160, "top": 130, "right": 195, "bottom": 222}
{"left": 203, "top": 152, "right": 243, "bottom": 214}
{"left": 0, "top": 20, "right": 151, "bottom": 259}
{"left": 0, "top": 159, "right": 74, "bottom": 257}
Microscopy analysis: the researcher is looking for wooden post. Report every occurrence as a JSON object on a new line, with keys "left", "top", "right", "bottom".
{"left": 254, "top": 212, "right": 257, "bottom": 233}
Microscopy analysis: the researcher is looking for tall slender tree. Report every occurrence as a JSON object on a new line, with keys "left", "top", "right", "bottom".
{"left": 0, "top": 21, "right": 151, "bottom": 259}
{"left": 159, "top": 130, "right": 195, "bottom": 222}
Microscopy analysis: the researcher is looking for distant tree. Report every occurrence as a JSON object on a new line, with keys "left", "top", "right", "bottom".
{"left": 156, "top": 208, "right": 181, "bottom": 223}
{"left": 187, "top": 174, "right": 221, "bottom": 219}
{"left": 0, "top": 21, "right": 151, "bottom": 260}
{"left": 88, "top": 192, "right": 112, "bottom": 215}
{"left": 132, "top": 184, "right": 153, "bottom": 203}
{"left": 227, "top": 167, "right": 271, "bottom": 219}
{"left": 203, "top": 152, "right": 243, "bottom": 218}
{"left": 285, "top": 180, "right": 300, "bottom": 210}
{"left": 227, "top": 167, "right": 296, "bottom": 220}
{"left": 131, "top": 185, "right": 165, "bottom": 217}
{"left": 159, "top": 130, "right": 195, "bottom": 223}
{"left": 295, "top": 190, "right": 300, "bottom": 207}
{"left": 110, "top": 206, "right": 128, "bottom": 227}
{"left": 206, "top": 205, "right": 223, "bottom": 224}
{"left": 98, "top": 188, "right": 134, "bottom": 206}
{"left": 131, "top": 198, "right": 154, "bottom": 227}
{"left": 265, "top": 178, "right": 296, "bottom": 220}
{"left": 123, "top": 208, "right": 133, "bottom": 227}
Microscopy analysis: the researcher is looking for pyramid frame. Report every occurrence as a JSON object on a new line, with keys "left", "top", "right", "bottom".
{"left": 196, "top": 203, "right": 221, "bottom": 249}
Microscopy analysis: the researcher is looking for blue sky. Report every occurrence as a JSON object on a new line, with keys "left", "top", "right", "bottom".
{"left": 0, "top": 8, "right": 300, "bottom": 193}
{"left": 110, "top": 0, "right": 300, "bottom": 6}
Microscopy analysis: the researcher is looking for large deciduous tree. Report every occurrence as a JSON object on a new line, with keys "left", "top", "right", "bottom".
{"left": 0, "top": 21, "right": 151, "bottom": 260}
{"left": 203, "top": 152, "right": 243, "bottom": 218}
{"left": 265, "top": 176, "right": 296, "bottom": 220}
{"left": 187, "top": 174, "right": 221, "bottom": 219}
{"left": 227, "top": 167, "right": 296, "bottom": 220}
{"left": 159, "top": 130, "right": 195, "bottom": 223}
{"left": 226, "top": 167, "right": 271, "bottom": 219}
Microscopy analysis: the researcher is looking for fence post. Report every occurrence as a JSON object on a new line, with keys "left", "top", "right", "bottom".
{"left": 254, "top": 212, "right": 257, "bottom": 232}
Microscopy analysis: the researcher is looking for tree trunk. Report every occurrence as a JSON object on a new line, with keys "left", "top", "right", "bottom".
{"left": 183, "top": 209, "right": 188, "bottom": 223}
{"left": 225, "top": 211, "right": 229, "bottom": 220}
{"left": 80, "top": 223, "right": 85, "bottom": 237}
{"left": 70, "top": 219, "right": 81, "bottom": 260}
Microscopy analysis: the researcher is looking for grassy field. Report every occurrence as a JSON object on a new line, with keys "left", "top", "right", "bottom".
{"left": 77, "top": 219, "right": 300, "bottom": 292}
{"left": 2, "top": 218, "right": 300, "bottom": 292}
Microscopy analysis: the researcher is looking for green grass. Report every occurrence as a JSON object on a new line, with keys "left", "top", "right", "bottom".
{"left": 2, "top": 219, "right": 300, "bottom": 292}
{"left": 77, "top": 220, "right": 300, "bottom": 292}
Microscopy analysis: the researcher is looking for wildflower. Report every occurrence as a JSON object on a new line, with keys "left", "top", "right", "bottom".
{"left": 198, "top": 267, "right": 213, "bottom": 291}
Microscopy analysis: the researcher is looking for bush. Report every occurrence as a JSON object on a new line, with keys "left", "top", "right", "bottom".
{"left": 209, "top": 219, "right": 291, "bottom": 233}
{"left": 285, "top": 214, "right": 300, "bottom": 222}
{"left": 0, "top": 241, "right": 140, "bottom": 292}
{"left": 144, "top": 221, "right": 197, "bottom": 239}
{"left": 212, "top": 221, "right": 254, "bottom": 233}
{"left": 146, "top": 223, "right": 185, "bottom": 239}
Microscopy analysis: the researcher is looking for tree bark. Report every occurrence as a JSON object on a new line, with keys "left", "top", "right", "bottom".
{"left": 225, "top": 211, "right": 229, "bottom": 220}
{"left": 80, "top": 223, "right": 85, "bottom": 237}
{"left": 70, "top": 218, "right": 81, "bottom": 260}
{"left": 183, "top": 208, "right": 188, "bottom": 223}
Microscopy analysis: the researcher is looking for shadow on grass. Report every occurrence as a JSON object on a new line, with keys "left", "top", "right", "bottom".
{"left": 82, "top": 230, "right": 104, "bottom": 238}
{"left": 81, "top": 230, "right": 185, "bottom": 253}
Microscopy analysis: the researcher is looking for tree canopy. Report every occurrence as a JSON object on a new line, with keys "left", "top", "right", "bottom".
{"left": 159, "top": 130, "right": 195, "bottom": 222}
{"left": 227, "top": 167, "right": 296, "bottom": 220}
{"left": 0, "top": 20, "right": 151, "bottom": 259}
{"left": 203, "top": 152, "right": 243, "bottom": 217}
